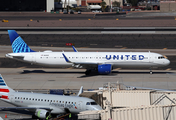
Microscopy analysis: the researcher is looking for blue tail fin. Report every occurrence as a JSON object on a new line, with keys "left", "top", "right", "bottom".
{"left": 8, "top": 30, "right": 35, "bottom": 53}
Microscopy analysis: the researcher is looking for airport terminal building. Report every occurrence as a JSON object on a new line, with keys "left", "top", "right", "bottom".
{"left": 0, "top": 0, "right": 54, "bottom": 12}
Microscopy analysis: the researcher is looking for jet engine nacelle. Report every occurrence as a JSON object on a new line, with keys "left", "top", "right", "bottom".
{"left": 35, "top": 109, "right": 50, "bottom": 119}
{"left": 98, "top": 64, "right": 112, "bottom": 74}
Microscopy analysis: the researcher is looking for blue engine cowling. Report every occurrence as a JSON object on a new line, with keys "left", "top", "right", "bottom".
{"left": 98, "top": 64, "right": 112, "bottom": 74}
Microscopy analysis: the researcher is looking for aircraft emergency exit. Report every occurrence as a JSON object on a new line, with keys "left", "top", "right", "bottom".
{"left": 0, "top": 74, "right": 102, "bottom": 119}
{"left": 6, "top": 30, "right": 170, "bottom": 75}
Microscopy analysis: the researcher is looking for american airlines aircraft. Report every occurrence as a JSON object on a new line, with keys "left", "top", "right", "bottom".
{"left": 0, "top": 74, "right": 102, "bottom": 119}
{"left": 6, "top": 30, "right": 170, "bottom": 75}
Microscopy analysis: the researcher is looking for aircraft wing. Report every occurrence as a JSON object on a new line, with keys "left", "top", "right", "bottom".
{"left": 0, "top": 107, "right": 52, "bottom": 111}
{"left": 62, "top": 53, "right": 99, "bottom": 68}
{"left": 72, "top": 62, "right": 98, "bottom": 69}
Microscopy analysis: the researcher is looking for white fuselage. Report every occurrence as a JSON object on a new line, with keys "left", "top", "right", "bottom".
{"left": 7, "top": 92, "right": 102, "bottom": 114}
{"left": 6, "top": 52, "right": 170, "bottom": 69}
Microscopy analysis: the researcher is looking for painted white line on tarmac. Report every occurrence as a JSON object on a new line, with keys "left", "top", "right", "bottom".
{"left": 101, "top": 31, "right": 155, "bottom": 34}
{"left": 1, "top": 31, "right": 176, "bottom": 34}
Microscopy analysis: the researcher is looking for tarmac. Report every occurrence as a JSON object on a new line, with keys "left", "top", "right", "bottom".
{"left": 0, "top": 68, "right": 175, "bottom": 90}
{"left": 0, "top": 12, "right": 176, "bottom": 27}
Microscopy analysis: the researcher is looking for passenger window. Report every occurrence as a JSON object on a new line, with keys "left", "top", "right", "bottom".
{"left": 51, "top": 100, "right": 52, "bottom": 102}
{"left": 60, "top": 101, "right": 61, "bottom": 103}
{"left": 26, "top": 98, "right": 28, "bottom": 100}
{"left": 41, "top": 99, "right": 43, "bottom": 101}
{"left": 38, "top": 99, "right": 40, "bottom": 101}
{"left": 63, "top": 101, "right": 64, "bottom": 103}
{"left": 29, "top": 98, "right": 31, "bottom": 100}
{"left": 48, "top": 100, "right": 49, "bottom": 102}
{"left": 32, "top": 98, "right": 34, "bottom": 100}
{"left": 15, "top": 97, "right": 17, "bottom": 99}
{"left": 18, "top": 97, "right": 20, "bottom": 99}
{"left": 35, "top": 99, "right": 37, "bottom": 101}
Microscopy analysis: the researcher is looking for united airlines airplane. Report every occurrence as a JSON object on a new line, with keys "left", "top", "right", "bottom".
{"left": 0, "top": 74, "right": 102, "bottom": 119}
{"left": 6, "top": 30, "right": 170, "bottom": 75}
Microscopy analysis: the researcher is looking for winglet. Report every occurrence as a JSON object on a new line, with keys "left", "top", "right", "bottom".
{"left": 72, "top": 46, "right": 78, "bottom": 52}
{"left": 77, "top": 86, "right": 83, "bottom": 96}
{"left": 62, "top": 53, "right": 71, "bottom": 63}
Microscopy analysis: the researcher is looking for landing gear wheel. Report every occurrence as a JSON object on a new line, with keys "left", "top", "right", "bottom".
{"left": 85, "top": 70, "right": 91, "bottom": 75}
{"left": 150, "top": 68, "right": 152, "bottom": 74}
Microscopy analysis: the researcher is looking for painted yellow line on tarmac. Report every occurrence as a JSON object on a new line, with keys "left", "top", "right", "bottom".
{"left": 116, "top": 18, "right": 119, "bottom": 20}
{"left": 88, "top": 19, "right": 91, "bottom": 20}
{"left": 59, "top": 19, "right": 62, "bottom": 21}
{"left": 163, "top": 48, "right": 167, "bottom": 50}
{"left": 17, "top": 67, "right": 26, "bottom": 69}
{"left": 121, "top": 47, "right": 127, "bottom": 49}
{"left": 114, "top": 68, "right": 121, "bottom": 70}
{"left": 163, "top": 55, "right": 167, "bottom": 59}
{"left": 30, "top": 19, "right": 33, "bottom": 21}
{"left": 165, "top": 68, "right": 171, "bottom": 71}
{"left": 2, "top": 20, "right": 8, "bottom": 22}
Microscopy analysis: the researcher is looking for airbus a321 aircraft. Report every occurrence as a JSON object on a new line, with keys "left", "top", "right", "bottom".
{"left": 6, "top": 30, "right": 170, "bottom": 75}
{"left": 0, "top": 74, "right": 102, "bottom": 119}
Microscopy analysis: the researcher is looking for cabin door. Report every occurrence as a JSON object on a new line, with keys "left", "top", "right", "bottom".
{"left": 78, "top": 101, "right": 83, "bottom": 110}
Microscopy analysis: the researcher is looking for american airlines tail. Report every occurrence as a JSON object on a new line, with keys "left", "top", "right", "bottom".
{"left": 8, "top": 30, "right": 35, "bottom": 53}
{"left": 0, "top": 75, "right": 15, "bottom": 102}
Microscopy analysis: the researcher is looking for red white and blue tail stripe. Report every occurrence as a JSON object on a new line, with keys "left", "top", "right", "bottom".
{"left": 0, "top": 74, "right": 14, "bottom": 101}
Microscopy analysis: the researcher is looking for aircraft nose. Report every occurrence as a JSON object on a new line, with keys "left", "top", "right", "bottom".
{"left": 93, "top": 105, "right": 102, "bottom": 110}
{"left": 166, "top": 59, "right": 170, "bottom": 65}
{"left": 164, "top": 59, "right": 170, "bottom": 66}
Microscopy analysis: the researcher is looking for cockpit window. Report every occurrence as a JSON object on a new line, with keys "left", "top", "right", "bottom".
{"left": 90, "top": 102, "right": 97, "bottom": 105}
{"left": 86, "top": 102, "right": 90, "bottom": 105}
{"left": 86, "top": 102, "right": 98, "bottom": 105}
{"left": 158, "top": 56, "right": 165, "bottom": 59}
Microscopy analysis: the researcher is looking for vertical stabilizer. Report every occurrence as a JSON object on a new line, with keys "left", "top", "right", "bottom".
{"left": 0, "top": 74, "right": 14, "bottom": 101}
{"left": 77, "top": 86, "right": 83, "bottom": 96}
{"left": 8, "top": 30, "right": 35, "bottom": 53}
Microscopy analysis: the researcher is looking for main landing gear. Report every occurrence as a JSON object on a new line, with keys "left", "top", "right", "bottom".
{"left": 85, "top": 69, "right": 91, "bottom": 75}
{"left": 150, "top": 67, "right": 152, "bottom": 74}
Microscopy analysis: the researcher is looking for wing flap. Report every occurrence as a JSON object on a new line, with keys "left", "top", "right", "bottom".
{"left": 0, "top": 107, "right": 52, "bottom": 111}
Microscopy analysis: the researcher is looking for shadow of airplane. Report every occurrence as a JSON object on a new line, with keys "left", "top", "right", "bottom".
{"left": 20, "top": 70, "right": 174, "bottom": 78}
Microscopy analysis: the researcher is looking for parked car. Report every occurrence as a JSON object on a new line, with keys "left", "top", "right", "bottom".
{"left": 63, "top": 9, "right": 68, "bottom": 14}
{"left": 70, "top": 10, "right": 74, "bottom": 14}
{"left": 78, "top": 10, "right": 81, "bottom": 14}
